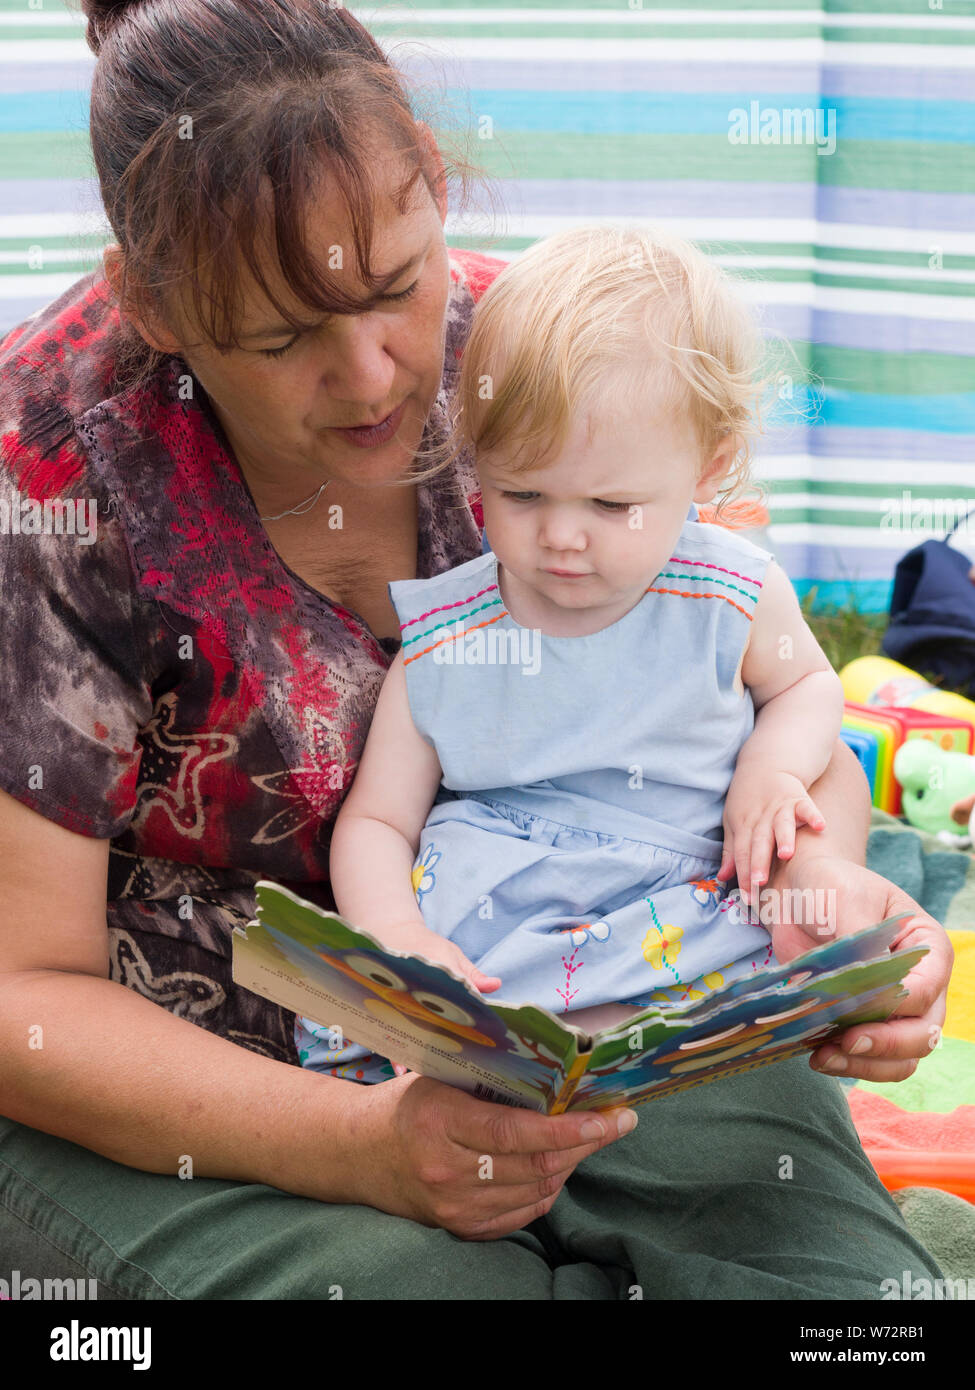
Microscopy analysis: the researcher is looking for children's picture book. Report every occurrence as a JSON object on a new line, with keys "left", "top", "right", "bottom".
{"left": 232, "top": 881, "right": 927, "bottom": 1113}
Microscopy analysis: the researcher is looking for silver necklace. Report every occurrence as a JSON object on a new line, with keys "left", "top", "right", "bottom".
{"left": 260, "top": 479, "right": 331, "bottom": 522}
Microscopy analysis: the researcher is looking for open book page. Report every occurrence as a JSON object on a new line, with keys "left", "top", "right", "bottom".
{"left": 232, "top": 883, "right": 925, "bottom": 1113}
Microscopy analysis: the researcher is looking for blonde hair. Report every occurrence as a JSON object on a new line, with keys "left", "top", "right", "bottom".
{"left": 412, "top": 224, "right": 794, "bottom": 521}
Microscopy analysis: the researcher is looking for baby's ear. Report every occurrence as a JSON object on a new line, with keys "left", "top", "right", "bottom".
{"left": 693, "top": 434, "right": 737, "bottom": 502}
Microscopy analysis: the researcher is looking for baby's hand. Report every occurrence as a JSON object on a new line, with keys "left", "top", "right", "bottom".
{"left": 368, "top": 919, "right": 502, "bottom": 996}
{"left": 716, "top": 765, "right": 826, "bottom": 906}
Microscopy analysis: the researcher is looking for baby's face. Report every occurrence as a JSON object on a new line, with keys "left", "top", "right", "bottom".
{"left": 477, "top": 395, "right": 727, "bottom": 627}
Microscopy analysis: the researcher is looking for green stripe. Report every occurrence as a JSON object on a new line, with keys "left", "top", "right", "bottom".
{"left": 0, "top": 259, "right": 103, "bottom": 278}
{"left": 0, "top": 131, "right": 92, "bottom": 180}
{"left": 766, "top": 479, "right": 975, "bottom": 499}
{"left": 654, "top": 570, "right": 761, "bottom": 603}
{"left": 825, "top": 24, "right": 975, "bottom": 43}
{"left": 370, "top": 21, "right": 828, "bottom": 39}
{"left": 3, "top": 0, "right": 974, "bottom": 15}
{"left": 449, "top": 236, "right": 975, "bottom": 275}
{"left": 9, "top": 15, "right": 968, "bottom": 43}
{"left": 4, "top": 130, "right": 973, "bottom": 198}
{"left": 353, "top": 0, "right": 975, "bottom": 11}
{"left": 773, "top": 343, "right": 975, "bottom": 395}
{"left": 365, "top": 0, "right": 975, "bottom": 11}
{"left": 0, "top": 235, "right": 108, "bottom": 252}
{"left": 810, "top": 270, "right": 975, "bottom": 297}
{"left": 5, "top": 232, "right": 966, "bottom": 282}
{"left": 764, "top": 505, "right": 975, "bottom": 526}
{"left": 729, "top": 264, "right": 975, "bottom": 295}
{"left": 401, "top": 597, "right": 505, "bottom": 648}
{"left": 699, "top": 242, "right": 975, "bottom": 274}
{"left": 367, "top": 21, "right": 963, "bottom": 40}
{"left": 462, "top": 136, "right": 975, "bottom": 192}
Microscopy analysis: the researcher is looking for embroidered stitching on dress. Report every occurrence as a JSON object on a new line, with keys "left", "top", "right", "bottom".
{"left": 399, "top": 556, "right": 766, "bottom": 663}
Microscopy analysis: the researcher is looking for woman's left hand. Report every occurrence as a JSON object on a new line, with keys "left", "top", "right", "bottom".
{"left": 769, "top": 853, "right": 954, "bottom": 1083}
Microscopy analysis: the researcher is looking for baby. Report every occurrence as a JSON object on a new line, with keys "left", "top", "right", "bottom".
{"left": 296, "top": 225, "right": 846, "bottom": 1083}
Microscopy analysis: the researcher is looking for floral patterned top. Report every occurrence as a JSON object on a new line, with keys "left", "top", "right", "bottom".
{"left": 0, "top": 248, "right": 504, "bottom": 1065}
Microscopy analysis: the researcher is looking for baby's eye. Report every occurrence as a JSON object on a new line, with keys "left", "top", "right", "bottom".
{"left": 499, "top": 491, "right": 633, "bottom": 512}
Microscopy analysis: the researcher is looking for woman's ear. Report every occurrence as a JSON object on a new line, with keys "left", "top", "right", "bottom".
{"left": 101, "top": 243, "right": 183, "bottom": 354}
{"left": 693, "top": 433, "right": 737, "bottom": 503}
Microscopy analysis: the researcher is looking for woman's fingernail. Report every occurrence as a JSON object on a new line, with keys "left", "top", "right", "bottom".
{"left": 580, "top": 1118, "right": 605, "bottom": 1140}
{"left": 617, "top": 1110, "right": 639, "bottom": 1135}
{"left": 819, "top": 1054, "right": 848, "bottom": 1072}
{"left": 849, "top": 1037, "right": 873, "bottom": 1056}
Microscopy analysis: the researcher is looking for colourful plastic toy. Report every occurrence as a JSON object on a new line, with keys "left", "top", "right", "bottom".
{"left": 841, "top": 654, "right": 975, "bottom": 729}
{"left": 892, "top": 741, "right": 975, "bottom": 845}
{"left": 842, "top": 702, "right": 973, "bottom": 815}
{"left": 864, "top": 1151, "right": 975, "bottom": 1204}
{"left": 839, "top": 728, "right": 879, "bottom": 797}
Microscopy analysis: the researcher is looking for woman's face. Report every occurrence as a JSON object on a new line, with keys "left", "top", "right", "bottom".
{"left": 138, "top": 130, "right": 451, "bottom": 494}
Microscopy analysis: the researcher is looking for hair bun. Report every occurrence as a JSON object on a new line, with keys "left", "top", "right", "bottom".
{"left": 80, "top": 0, "right": 141, "bottom": 55}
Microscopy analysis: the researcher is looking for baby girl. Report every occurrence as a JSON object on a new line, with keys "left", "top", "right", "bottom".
{"left": 296, "top": 225, "right": 845, "bottom": 1082}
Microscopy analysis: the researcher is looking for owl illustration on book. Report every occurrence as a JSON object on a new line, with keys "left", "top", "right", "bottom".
{"left": 263, "top": 923, "right": 507, "bottom": 1051}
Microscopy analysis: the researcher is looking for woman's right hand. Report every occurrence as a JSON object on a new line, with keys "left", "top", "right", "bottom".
{"left": 346, "top": 1070, "right": 638, "bottom": 1240}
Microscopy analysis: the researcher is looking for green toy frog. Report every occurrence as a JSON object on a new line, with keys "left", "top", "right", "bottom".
{"left": 892, "top": 739, "right": 975, "bottom": 846}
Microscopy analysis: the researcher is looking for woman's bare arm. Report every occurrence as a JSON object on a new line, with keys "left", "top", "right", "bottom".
{"left": 0, "top": 786, "right": 375, "bottom": 1197}
{"left": 0, "top": 787, "right": 630, "bottom": 1236}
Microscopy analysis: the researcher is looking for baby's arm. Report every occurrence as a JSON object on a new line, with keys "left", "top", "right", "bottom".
{"left": 718, "top": 559, "right": 846, "bottom": 902}
{"left": 329, "top": 649, "right": 500, "bottom": 992}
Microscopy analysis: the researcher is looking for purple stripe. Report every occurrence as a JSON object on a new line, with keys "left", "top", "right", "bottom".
{"left": 0, "top": 64, "right": 93, "bottom": 92}
{"left": 406, "top": 56, "right": 975, "bottom": 104}
{"left": 505, "top": 180, "right": 975, "bottom": 233}
{"left": 759, "top": 304, "right": 975, "bottom": 357}
{"left": 0, "top": 178, "right": 102, "bottom": 214}
{"left": 774, "top": 540, "right": 975, "bottom": 582}
{"left": 408, "top": 55, "right": 822, "bottom": 93}
{"left": 759, "top": 425, "right": 975, "bottom": 460}
{"left": 8, "top": 55, "right": 975, "bottom": 104}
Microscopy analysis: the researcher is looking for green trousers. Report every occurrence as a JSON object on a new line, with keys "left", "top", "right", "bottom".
{"left": 0, "top": 1056, "right": 946, "bottom": 1300}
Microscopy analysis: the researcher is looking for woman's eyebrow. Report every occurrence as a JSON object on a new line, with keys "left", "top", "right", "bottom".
{"left": 240, "top": 248, "right": 429, "bottom": 340}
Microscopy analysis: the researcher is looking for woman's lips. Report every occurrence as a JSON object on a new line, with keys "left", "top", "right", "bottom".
{"left": 329, "top": 398, "right": 408, "bottom": 448}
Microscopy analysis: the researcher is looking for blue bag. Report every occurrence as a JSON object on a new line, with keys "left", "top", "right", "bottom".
{"left": 881, "top": 505, "right": 975, "bottom": 700}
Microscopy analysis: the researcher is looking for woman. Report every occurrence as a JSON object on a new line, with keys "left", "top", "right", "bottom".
{"left": 0, "top": 0, "right": 952, "bottom": 1298}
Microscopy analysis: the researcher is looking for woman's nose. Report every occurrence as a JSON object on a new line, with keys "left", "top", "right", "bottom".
{"left": 316, "top": 317, "right": 396, "bottom": 402}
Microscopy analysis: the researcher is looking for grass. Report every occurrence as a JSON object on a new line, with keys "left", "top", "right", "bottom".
{"left": 802, "top": 592, "right": 971, "bottom": 699}
{"left": 801, "top": 594, "right": 889, "bottom": 675}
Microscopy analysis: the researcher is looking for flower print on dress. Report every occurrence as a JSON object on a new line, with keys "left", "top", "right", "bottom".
{"left": 252, "top": 705, "right": 352, "bottom": 846}
{"left": 689, "top": 875, "right": 727, "bottom": 909}
{"left": 641, "top": 903, "right": 684, "bottom": 978}
{"left": 412, "top": 843, "right": 442, "bottom": 905}
{"left": 556, "top": 920, "right": 612, "bottom": 948}
{"left": 133, "top": 691, "right": 237, "bottom": 839}
{"left": 719, "top": 887, "right": 753, "bottom": 926}
{"left": 646, "top": 969, "right": 726, "bottom": 1007}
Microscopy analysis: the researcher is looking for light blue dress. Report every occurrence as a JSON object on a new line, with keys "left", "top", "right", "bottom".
{"left": 296, "top": 506, "right": 778, "bottom": 1081}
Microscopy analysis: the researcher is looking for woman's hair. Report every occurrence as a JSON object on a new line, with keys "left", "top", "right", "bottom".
{"left": 77, "top": 0, "right": 497, "bottom": 394}
{"left": 419, "top": 224, "right": 799, "bottom": 519}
